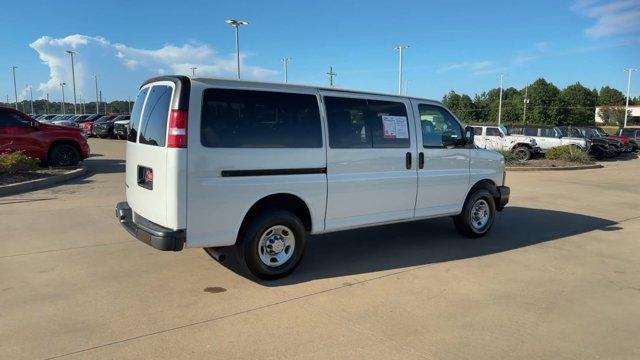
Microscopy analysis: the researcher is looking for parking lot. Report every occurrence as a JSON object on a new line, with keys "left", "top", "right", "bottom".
{"left": 1, "top": 138, "right": 639, "bottom": 359}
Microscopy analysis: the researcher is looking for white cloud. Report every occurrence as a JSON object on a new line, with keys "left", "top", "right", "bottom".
{"left": 29, "top": 34, "right": 277, "bottom": 98}
{"left": 437, "top": 61, "right": 493, "bottom": 73}
{"left": 572, "top": 0, "right": 640, "bottom": 38}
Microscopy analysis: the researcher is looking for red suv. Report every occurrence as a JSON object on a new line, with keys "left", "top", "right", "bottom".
{"left": 0, "top": 107, "right": 90, "bottom": 166}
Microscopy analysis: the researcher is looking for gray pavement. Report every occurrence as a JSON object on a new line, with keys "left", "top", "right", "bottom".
{"left": 1, "top": 139, "right": 639, "bottom": 359}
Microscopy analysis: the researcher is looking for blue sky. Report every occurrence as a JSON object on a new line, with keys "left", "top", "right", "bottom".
{"left": 1, "top": 0, "right": 639, "bottom": 103}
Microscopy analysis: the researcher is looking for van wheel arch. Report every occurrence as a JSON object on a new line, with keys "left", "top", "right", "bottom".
{"left": 464, "top": 179, "right": 499, "bottom": 208}
{"left": 239, "top": 193, "right": 313, "bottom": 239}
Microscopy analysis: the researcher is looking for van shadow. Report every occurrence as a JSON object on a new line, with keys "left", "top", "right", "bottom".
{"left": 215, "top": 207, "right": 617, "bottom": 286}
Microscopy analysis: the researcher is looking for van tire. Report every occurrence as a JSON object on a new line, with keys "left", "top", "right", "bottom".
{"left": 48, "top": 143, "right": 80, "bottom": 167}
{"left": 453, "top": 189, "right": 496, "bottom": 238}
{"left": 237, "top": 210, "right": 306, "bottom": 280}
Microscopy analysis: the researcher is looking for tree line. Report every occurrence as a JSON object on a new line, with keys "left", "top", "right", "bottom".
{"left": 442, "top": 78, "right": 640, "bottom": 126}
{"left": 0, "top": 99, "right": 132, "bottom": 115}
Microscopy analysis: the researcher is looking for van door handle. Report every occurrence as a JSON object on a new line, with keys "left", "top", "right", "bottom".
{"left": 419, "top": 152, "right": 424, "bottom": 169}
{"left": 405, "top": 152, "right": 412, "bottom": 169}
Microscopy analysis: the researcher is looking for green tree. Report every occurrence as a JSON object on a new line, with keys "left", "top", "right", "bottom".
{"left": 442, "top": 91, "right": 476, "bottom": 124}
{"left": 560, "top": 82, "right": 598, "bottom": 125}
{"left": 597, "top": 86, "right": 625, "bottom": 105}
{"left": 598, "top": 107, "right": 630, "bottom": 126}
{"left": 526, "top": 78, "right": 565, "bottom": 125}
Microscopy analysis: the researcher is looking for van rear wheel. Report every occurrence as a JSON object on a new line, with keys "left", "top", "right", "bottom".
{"left": 237, "top": 210, "right": 306, "bottom": 280}
{"left": 453, "top": 188, "right": 496, "bottom": 238}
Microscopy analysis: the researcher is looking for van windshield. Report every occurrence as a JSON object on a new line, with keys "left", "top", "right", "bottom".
{"left": 127, "top": 88, "right": 149, "bottom": 142}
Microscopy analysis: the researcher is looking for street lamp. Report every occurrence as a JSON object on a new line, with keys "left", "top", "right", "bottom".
{"left": 28, "top": 85, "right": 34, "bottom": 115}
{"left": 94, "top": 75, "right": 99, "bottom": 114}
{"left": 10, "top": 66, "right": 18, "bottom": 110}
{"left": 225, "top": 19, "right": 248, "bottom": 79}
{"left": 395, "top": 45, "right": 409, "bottom": 95}
{"left": 60, "top": 83, "right": 67, "bottom": 115}
{"left": 624, "top": 68, "right": 638, "bottom": 128}
{"left": 190, "top": 67, "right": 198, "bottom": 76}
{"left": 498, "top": 74, "right": 505, "bottom": 125}
{"left": 522, "top": 84, "right": 530, "bottom": 124}
{"left": 66, "top": 50, "right": 78, "bottom": 114}
{"left": 281, "top": 57, "right": 291, "bottom": 83}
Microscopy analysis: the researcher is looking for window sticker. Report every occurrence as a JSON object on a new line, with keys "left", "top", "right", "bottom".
{"left": 382, "top": 115, "right": 408, "bottom": 139}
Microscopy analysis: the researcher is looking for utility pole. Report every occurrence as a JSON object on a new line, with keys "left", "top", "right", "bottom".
{"left": 128, "top": 97, "right": 131, "bottom": 114}
{"left": 522, "top": 84, "right": 530, "bottom": 124}
{"left": 10, "top": 66, "right": 18, "bottom": 110}
{"left": 395, "top": 45, "right": 409, "bottom": 95}
{"left": 28, "top": 85, "right": 34, "bottom": 114}
{"left": 46, "top": 93, "right": 50, "bottom": 113}
{"left": 498, "top": 74, "right": 504, "bottom": 125}
{"left": 94, "top": 75, "right": 99, "bottom": 114}
{"left": 327, "top": 66, "right": 337, "bottom": 87}
{"left": 226, "top": 19, "right": 248, "bottom": 79}
{"left": 624, "top": 68, "right": 637, "bottom": 128}
{"left": 404, "top": 80, "right": 409, "bottom": 95}
{"left": 60, "top": 83, "right": 66, "bottom": 115}
{"left": 190, "top": 67, "right": 197, "bottom": 76}
{"left": 281, "top": 57, "right": 291, "bottom": 83}
{"left": 66, "top": 50, "right": 78, "bottom": 114}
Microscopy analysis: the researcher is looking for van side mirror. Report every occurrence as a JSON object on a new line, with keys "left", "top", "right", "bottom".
{"left": 464, "top": 126, "right": 475, "bottom": 145}
{"left": 442, "top": 130, "right": 460, "bottom": 147}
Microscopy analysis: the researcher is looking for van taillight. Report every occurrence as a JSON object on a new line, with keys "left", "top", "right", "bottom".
{"left": 168, "top": 109, "right": 188, "bottom": 148}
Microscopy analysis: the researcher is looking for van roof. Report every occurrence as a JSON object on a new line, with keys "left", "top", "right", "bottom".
{"left": 142, "top": 75, "right": 444, "bottom": 106}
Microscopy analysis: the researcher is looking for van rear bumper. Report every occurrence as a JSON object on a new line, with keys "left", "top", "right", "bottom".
{"left": 115, "top": 201, "right": 185, "bottom": 251}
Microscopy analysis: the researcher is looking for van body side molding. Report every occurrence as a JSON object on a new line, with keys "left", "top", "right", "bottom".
{"left": 221, "top": 167, "right": 327, "bottom": 177}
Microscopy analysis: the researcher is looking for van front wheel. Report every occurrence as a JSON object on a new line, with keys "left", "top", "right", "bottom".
{"left": 453, "top": 189, "right": 496, "bottom": 238}
{"left": 238, "top": 210, "right": 306, "bottom": 280}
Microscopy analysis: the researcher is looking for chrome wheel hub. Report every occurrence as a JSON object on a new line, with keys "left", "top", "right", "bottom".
{"left": 258, "top": 225, "right": 295, "bottom": 267}
{"left": 470, "top": 199, "right": 490, "bottom": 230}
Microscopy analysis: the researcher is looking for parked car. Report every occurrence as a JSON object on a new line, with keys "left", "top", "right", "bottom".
{"left": 589, "top": 126, "right": 634, "bottom": 152}
{"left": 78, "top": 114, "right": 106, "bottom": 137}
{"left": 0, "top": 107, "right": 90, "bottom": 166}
{"left": 573, "top": 126, "right": 624, "bottom": 157}
{"left": 470, "top": 125, "right": 540, "bottom": 161}
{"left": 50, "top": 114, "right": 75, "bottom": 126}
{"left": 618, "top": 127, "right": 640, "bottom": 151}
{"left": 113, "top": 115, "right": 131, "bottom": 139}
{"left": 508, "top": 125, "right": 589, "bottom": 153}
{"left": 52, "top": 114, "right": 91, "bottom": 127}
{"left": 558, "top": 126, "right": 610, "bottom": 159}
{"left": 36, "top": 114, "right": 58, "bottom": 123}
{"left": 116, "top": 76, "right": 510, "bottom": 279}
{"left": 91, "top": 115, "right": 118, "bottom": 138}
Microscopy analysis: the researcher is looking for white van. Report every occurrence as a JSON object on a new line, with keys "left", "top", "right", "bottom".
{"left": 116, "top": 76, "right": 509, "bottom": 279}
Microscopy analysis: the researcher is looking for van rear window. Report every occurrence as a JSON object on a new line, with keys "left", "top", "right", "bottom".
{"left": 127, "top": 88, "right": 149, "bottom": 143}
{"left": 200, "top": 89, "right": 322, "bottom": 148}
{"left": 139, "top": 85, "right": 173, "bottom": 147}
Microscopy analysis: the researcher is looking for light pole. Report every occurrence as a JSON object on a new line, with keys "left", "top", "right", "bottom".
{"left": 327, "top": 66, "right": 337, "bottom": 87}
{"left": 281, "top": 57, "right": 291, "bottom": 83}
{"left": 498, "top": 74, "right": 504, "bottom": 125}
{"left": 395, "top": 45, "right": 409, "bottom": 95}
{"left": 10, "top": 66, "right": 18, "bottom": 110}
{"left": 522, "top": 84, "right": 530, "bottom": 124}
{"left": 624, "top": 68, "right": 637, "bottom": 128}
{"left": 128, "top": 96, "right": 131, "bottom": 114}
{"left": 225, "top": 19, "right": 248, "bottom": 79}
{"left": 46, "top": 93, "right": 50, "bottom": 114}
{"left": 190, "top": 67, "right": 197, "bottom": 76}
{"left": 66, "top": 50, "right": 78, "bottom": 114}
{"left": 94, "top": 75, "right": 99, "bottom": 114}
{"left": 60, "top": 83, "right": 66, "bottom": 115}
{"left": 28, "top": 85, "right": 34, "bottom": 114}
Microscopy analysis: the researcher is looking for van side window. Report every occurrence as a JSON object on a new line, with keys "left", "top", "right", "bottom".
{"left": 325, "top": 97, "right": 409, "bottom": 148}
{"left": 473, "top": 127, "right": 482, "bottom": 135}
{"left": 127, "top": 88, "right": 150, "bottom": 143}
{"left": 325, "top": 97, "right": 370, "bottom": 148}
{"left": 523, "top": 127, "right": 537, "bottom": 136}
{"left": 418, "top": 104, "right": 462, "bottom": 147}
{"left": 486, "top": 127, "right": 501, "bottom": 136}
{"left": 201, "top": 89, "right": 322, "bottom": 148}
{"left": 139, "top": 85, "right": 172, "bottom": 147}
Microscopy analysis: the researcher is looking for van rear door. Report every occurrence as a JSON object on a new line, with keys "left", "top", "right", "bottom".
{"left": 125, "top": 77, "right": 189, "bottom": 230}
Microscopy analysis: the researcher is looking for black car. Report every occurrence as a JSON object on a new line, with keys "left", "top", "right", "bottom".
{"left": 557, "top": 126, "right": 610, "bottom": 159}
{"left": 91, "top": 115, "right": 118, "bottom": 138}
{"left": 571, "top": 126, "right": 623, "bottom": 158}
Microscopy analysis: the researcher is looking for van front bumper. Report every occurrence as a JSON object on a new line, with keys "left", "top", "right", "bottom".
{"left": 496, "top": 186, "right": 510, "bottom": 211}
{"left": 115, "top": 201, "right": 185, "bottom": 251}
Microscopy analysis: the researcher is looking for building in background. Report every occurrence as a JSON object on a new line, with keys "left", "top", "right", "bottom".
{"left": 595, "top": 105, "right": 640, "bottom": 124}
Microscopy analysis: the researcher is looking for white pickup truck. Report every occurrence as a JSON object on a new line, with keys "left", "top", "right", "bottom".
{"left": 471, "top": 125, "right": 540, "bottom": 161}
{"left": 507, "top": 125, "right": 589, "bottom": 153}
